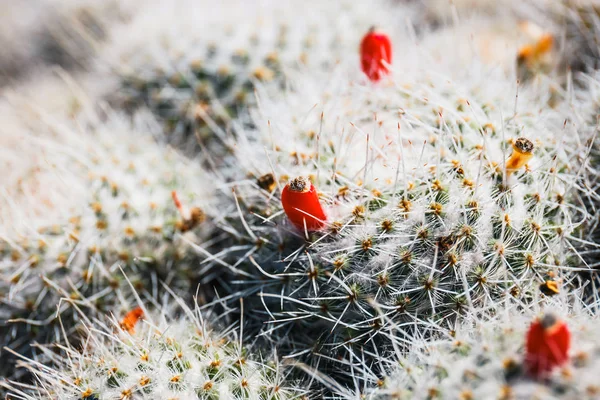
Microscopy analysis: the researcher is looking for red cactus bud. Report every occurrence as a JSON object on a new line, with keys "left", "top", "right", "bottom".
{"left": 281, "top": 176, "right": 326, "bottom": 231}
{"left": 172, "top": 190, "right": 186, "bottom": 217}
{"left": 120, "top": 306, "right": 144, "bottom": 334}
{"left": 525, "top": 314, "right": 570, "bottom": 377}
{"left": 360, "top": 27, "right": 392, "bottom": 82}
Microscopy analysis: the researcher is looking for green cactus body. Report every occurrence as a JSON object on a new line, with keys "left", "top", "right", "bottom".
{"left": 0, "top": 112, "right": 213, "bottom": 381}
{"left": 3, "top": 304, "right": 303, "bottom": 399}
{"left": 214, "top": 65, "right": 585, "bottom": 383}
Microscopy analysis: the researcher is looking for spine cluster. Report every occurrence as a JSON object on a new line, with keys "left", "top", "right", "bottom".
{"left": 363, "top": 296, "right": 599, "bottom": 400}
{"left": 5, "top": 299, "right": 302, "bottom": 399}
{"left": 0, "top": 111, "right": 212, "bottom": 381}
{"left": 214, "top": 64, "right": 584, "bottom": 380}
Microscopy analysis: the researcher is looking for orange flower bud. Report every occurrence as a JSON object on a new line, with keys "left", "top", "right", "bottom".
{"left": 505, "top": 137, "right": 534, "bottom": 176}
{"left": 120, "top": 307, "right": 144, "bottom": 334}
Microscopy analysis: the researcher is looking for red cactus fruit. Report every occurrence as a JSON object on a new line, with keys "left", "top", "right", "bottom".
{"left": 120, "top": 306, "right": 144, "bottom": 334}
{"left": 525, "top": 314, "right": 571, "bottom": 377}
{"left": 360, "top": 27, "right": 392, "bottom": 82}
{"left": 281, "top": 176, "right": 326, "bottom": 231}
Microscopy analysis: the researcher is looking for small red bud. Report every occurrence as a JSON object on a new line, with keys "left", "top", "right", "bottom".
{"left": 120, "top": 306, "right": 144, "bottom": 334}
{"left": 525, "top": 314, "right": 570, "bottom": 377}
{"left": 360, "top": 27, "right": 392, "bottom": 82}
{"left": 281, "top": 176, "right": 326, "bottom": 231}
{"left": 172, "top": 190, "right": 186, "bottom": 217}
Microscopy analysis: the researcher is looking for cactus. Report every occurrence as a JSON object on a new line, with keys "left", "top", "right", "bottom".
{"left": 100, "top": 0, "right": 416, "bottom": 156}
{"left": 3, "top": 297, "right": 305, "bottom": 399}
{"left": 0, "top": 107, "right": 214, "bottom": 382}
{"left": 360, "top": 293, "right": 600, "bottom": 400}
{"left": 115, "top": 42, "right": 281, "bottom": 156}
{"left": 212, "top": 58, "right": 588, "bottom": 384}
{"left": 2, "top": 0, "right": 600, "bottom": 398}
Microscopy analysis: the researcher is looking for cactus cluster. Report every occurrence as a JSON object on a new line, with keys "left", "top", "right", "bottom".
{"left": 115, "top": 44, "right": 280, "bottom": 155}
{"left": 0, "top": 108, "right": 213, "bottom": 381}
{"left": 3, "top": 0, "right": 600, "bottom": 398}
{"left": 211, "top": 59, "right": 588, "bottom": 382}
{"left": 362, "top": 294, "right": 600, "bottom": 400}
{"left": 4, "top": 297, "right": 304, "bottom": 399}
{"left": 98, "top": 0, "right": 414, "bottom": 156}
